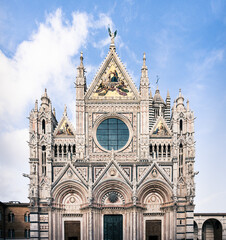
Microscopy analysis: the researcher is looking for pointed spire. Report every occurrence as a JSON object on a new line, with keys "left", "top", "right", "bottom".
{"left": 155, "top": 85, "right": 160, "bottom": 94}
{"left": 53, "top": 108, "right": 56, "bottom": 117}
{"left": 35, "top": 100, "right": 38, "bottom": 112}
{"left": 41, "top": 88, "right": 50, "bottom": 107}
{"left": 142, "top": 53, "right": 147, "bottom": 68}
{"left": 63, "top": 104, "right": 67, "bottom": 116}
{"left": 176, "top": 89, "right": 184, "bottom": 108}
{"left": 187, "top": 100, "right": 190, "bottom": 111}
{"left": 153, "top": 86, "right": 164, "bottom": 104}
{"left": 149, "top": 89, "right": 153, "bottom": 98}
{"left": 179, "top": 88, "right": 182, "bottom": 97}
{"left": 167, "top": 89, "right": 170, "bottom": 98}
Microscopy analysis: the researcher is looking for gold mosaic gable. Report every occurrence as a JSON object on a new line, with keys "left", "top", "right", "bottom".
{"left": 53, "top": 116, "right": 75, "bottom": 137}
{"left": 90, "top": 61, "right": 135, "bottom": 99}
{"left": 150, "top": 116, "right": 171, "bottom": 137}
{"left": 56, "top": 119, "right": 74, "bottom": 136}
{"left": 86, "top": 51, "right": 139, "bottom": 101}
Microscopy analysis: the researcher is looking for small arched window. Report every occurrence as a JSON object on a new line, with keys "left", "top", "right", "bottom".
{"left": 54, "top": 145, "right": 57, "bottom": 157}
{"left": 8, "top": 212, "right": 14, "bottom": 222}
{"left": 63, "top": 144, "right": 67, "bottom": 156}
{"left": 8, "top": 229, "right": 15, "bottom": 238}
{"left": 42, "top": 146, "right": 46, "bottom": 176}
{"left": 73, "top": 145, "right": 76, "bottom": 155}
{"left": 159, "top": 145, "right": 162, "bottom": 157}
{"left": 59, "top": 145, "right": 62, "bottom": 157}
{"left": 179, "top": 119, "right": 183, "bottom": 133}
{"left": 168, "top": 144, "right": 171, "bottom": 157}
{"left": 179, "top": 143, "right": 183, "bottom": 176}
{"left": 42, "top": 119, "right": 46, "bottom": 134}
{"left": 24, "top": 229, "right": 30, "bottom": 238}
{"left": 24, "top": 212, "right": 30, "bottom": 222}
{"left": 149, "top": 144, "right": 153, "bottom": 156}
{"left": 68, "top": 144, "right": 71, "bottom": 152}
{"left": 154, "top": 144, "right": 157, "bottom": 158}
{"left": 163, "top": 144, "right": 166, "bottom": 157}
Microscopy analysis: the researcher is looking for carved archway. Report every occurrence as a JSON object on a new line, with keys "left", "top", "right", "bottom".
{"left": 52, "top": 180, "right": 88, "bottom": 209}
{"left": 202, "top": 218, "right": 222, "bottom": 240}
{"left": 137, "top": 179, "right": 172, "bottom": 207}
{"left": 93, "top": 179, "right": 132, "bottom": 206}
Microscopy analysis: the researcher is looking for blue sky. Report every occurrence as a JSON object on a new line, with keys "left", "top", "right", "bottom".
{"left": 0, "top": 0, "right": 226, "bottom": 212}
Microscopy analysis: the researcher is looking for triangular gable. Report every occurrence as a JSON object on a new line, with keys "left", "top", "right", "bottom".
{"left": 150, "top": 116, "right": 172, "bottom": 137}
{"left": 53, "top": 115, "right": 76, "bottom": 137}
{"left": 93, "top": 160, "right": 132, "bottom": 189}
{"left": 93, "top": 166, "right": 105, "bottom": 182}
{"left": 52, "top": 163, "right": 88, "bottom": 189}
{"left": 85, "top": 50, "right": 140, "bottom": 102}
{"left": 178, "top": 176, "right": 186, "bottom": 185}
{"left": 137, "top": 162, "right": 172, "bottom": 188}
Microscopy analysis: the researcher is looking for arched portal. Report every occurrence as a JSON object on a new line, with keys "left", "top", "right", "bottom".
{"left": 51, "top": 180, "right": 88, "bottom": 240}
{"left": 202, "top": 218, "right": 222, "bottom": 240}
{"left": 194, "top": 221, "right": 198, "bottom": 240}
{"left": 137, "top": 180, "right": 173, "bottom": 240}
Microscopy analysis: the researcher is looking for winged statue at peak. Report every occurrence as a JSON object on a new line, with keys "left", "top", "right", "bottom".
{"left": 108, "top": 27, "right": 117, "bottom": 45}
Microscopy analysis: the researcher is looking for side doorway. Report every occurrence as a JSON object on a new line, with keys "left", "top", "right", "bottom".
{"left": 146, "top": 220, "right": 161, "bottom": 240}
{"left": 64, "top": 221, "right": 80, "bottom": 240}
{"left": 104, "top": 215, "right": 123, "bottom": 240}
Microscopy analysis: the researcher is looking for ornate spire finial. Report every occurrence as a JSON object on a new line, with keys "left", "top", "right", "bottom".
{"left": 167, "top": 89, "right": 170, "bottom": 98}
{"left": 64, "top": 104, "right": 67, "bottom": 116}
{"left": 187, "top": 100, "right": 190, "bottom": 111}
{"left": 80, "top": 51, "right": 83, "bottom": 67}
{"left": 108, "top": 27, "right": 117, "bottom": 50}
{"left": 143, "top": 52, "right": 146, "bottom": 67}
{"left": 179, "top": 88, "right": 181, "bottom": 94}
{"left": 44, "top": 88, "right": 47, "bottom": 97}
{"left": 35, "top": 100, "right": 38, "bottom": 111}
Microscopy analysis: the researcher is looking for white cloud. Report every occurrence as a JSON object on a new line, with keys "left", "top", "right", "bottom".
{"left": 0, "top": 9, "right": 114, "bottom": 127}
{"left": 0, "top": 8, "right": 114, "bottom": 202}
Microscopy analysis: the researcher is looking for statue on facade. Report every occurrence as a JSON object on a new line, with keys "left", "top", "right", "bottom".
{"left": 108, "top": 27, "right": 117, "bottom": 45}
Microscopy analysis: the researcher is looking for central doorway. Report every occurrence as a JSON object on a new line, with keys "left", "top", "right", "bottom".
{"left": 104, "top": 215, "right": 123, "bottom": 240}
{"left": 64, "top": 221, "right": 80, "bottom": 240}
{"left": 146, "top": 220, "right": 161, "bottom": 240}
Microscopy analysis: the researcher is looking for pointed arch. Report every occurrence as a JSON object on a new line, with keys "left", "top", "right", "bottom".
{"left": 42, "top": 119, "right": 46, "bottom": 134}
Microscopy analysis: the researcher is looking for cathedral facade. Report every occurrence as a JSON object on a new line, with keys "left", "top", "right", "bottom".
{"left": 28, "top": 37, "right": 196, "bottom": 240}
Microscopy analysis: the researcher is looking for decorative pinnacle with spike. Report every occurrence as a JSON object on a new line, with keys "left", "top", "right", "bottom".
{"left": 143, "top": 53, "right": 146, "bottom": 66}
{"left": 142, "top": 52, "right": 148, "bottom": 71}
{"left": 80, "top": 51, "right": 83, "bottom": 67}
{"left": 64, "top": 105, "right": 67, "bottom": 116}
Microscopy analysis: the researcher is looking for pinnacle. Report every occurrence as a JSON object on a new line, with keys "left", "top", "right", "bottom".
{"left": 143, "top": 52, "right": 146, "bottom": 66}
{"left": 80, "top": 51, "right": 84, "bottom": 67}
{"left": 167, "top": 89, "right": 170, "bottom": 98}
{"left": 63, "top": 104, "right": 67, "bottom": 116}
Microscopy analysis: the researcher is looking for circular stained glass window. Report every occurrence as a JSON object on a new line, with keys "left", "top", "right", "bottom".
{"left": 96, "top": 118, "right": 129, "bottom": 151}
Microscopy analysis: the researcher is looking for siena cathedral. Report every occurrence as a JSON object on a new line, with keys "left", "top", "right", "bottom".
{"left": 27, "top": 33, "right": 225, "bottom": 240}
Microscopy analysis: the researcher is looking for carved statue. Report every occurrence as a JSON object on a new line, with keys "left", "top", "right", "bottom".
{"left": 108, "top": 27, "right": 117, "bottom": 45}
